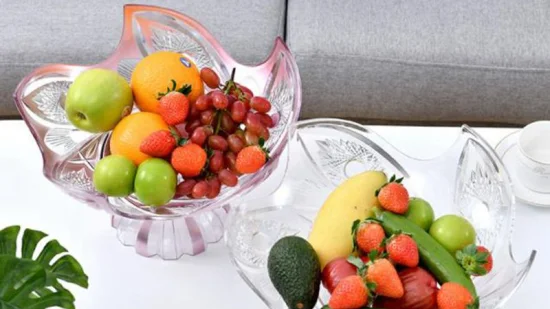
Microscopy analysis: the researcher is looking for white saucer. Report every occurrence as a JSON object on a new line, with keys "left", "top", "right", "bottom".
{"left": 495, "top": 130, "right": 550, "bottom": 207}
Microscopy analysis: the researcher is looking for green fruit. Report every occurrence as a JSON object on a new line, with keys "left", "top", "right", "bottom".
{"left": 429, "top": 215, "right": 476, "bottom": 255}
{"left": 375, "top": 210, "right": 477, "bottom": 298}
{"left": 268, "top": 236, "right": 321, "bottom": 309}
{"left": 134, "top": 158, "right": 177, "bottom": 206}
{"left": 93, "top": 155, "right": 137, "bottom": 197}
{"left": 405, "top": 197, "right": 435, "bottom": 231}
{"left": 65, "top": 68, "right": 133, "bottom": 133}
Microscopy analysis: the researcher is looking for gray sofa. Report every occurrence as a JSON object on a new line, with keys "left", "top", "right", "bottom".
{"left": 2, "top": 0, "right": 549, "bottom": 125}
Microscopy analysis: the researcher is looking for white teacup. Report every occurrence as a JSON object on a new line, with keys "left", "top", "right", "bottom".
{"left": 517, "top": 121, "right": 550, "bottom": 193}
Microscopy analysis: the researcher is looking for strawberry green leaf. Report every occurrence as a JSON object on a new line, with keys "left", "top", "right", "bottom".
{"left": 456, "top": 250, "right": 465, "bottom": 261}
{"left": 389, "top": 230, "right": 404, "bottom": 238}
{"left": 178, "top": 138, "right": 189, "bottom": 147}
{"left": 389, "top": 175, "right": 396, "bottom": 182}
{"left": 456, "top": 244, "right": 489, "bottom": 276}
{"left": 375, "top": 183, "right": 389, "bottom": 197}
{"left": 347, "top": 255, "right": 365, "bottom": 269}
{"left": 463, "top": 244, "right": 478, "bottom": 255}
{"left": 366, "top": 282, "right": 377, "bottom": 293}
{"left": 475, "top": 252, "right": 490, "bottom": 263}
{"left": 157, "top": 80, "right": 192, "bottom": 99}
{"left": 365, "top": 218, "right": 383, "bottom": 224}
{"left": 473, "top": 265, "right": 487, "bottom": 276}
{"left": 177, "top": 84, "right": 192, "bottom": 96}
{"left": 351, "top": 220, "right": 361, "bottom": 252}
{"left": 351, "top": 220, "right": 361, "bottom": 235}
{"left": 368, "top": 250, "right": 379, "bottom": 262}
{"left": 168, "top": 126, "right": 181, "bottom": 140}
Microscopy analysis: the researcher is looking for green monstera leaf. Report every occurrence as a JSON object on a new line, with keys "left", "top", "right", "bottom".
{"left": 0, "top": 226, "right": 88, "bottom": 309}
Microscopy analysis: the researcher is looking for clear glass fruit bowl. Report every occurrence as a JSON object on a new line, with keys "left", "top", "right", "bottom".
{"left": 12, "top": 5, "right": 301, "bottom": 259}
{"left": 225, "top": 119, "right": 536, "bottom": 309}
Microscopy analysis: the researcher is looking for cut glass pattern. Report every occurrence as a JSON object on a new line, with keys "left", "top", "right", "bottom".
{"left": 27, "top": 81, "right": 71, "bottom": 124}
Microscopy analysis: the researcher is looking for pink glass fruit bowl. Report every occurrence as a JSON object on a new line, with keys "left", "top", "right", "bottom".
{"left": 13, "top": 5, "right": 301, "bottom": 260}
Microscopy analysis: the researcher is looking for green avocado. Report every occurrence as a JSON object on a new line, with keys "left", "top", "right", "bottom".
{"left": 267, "top": 236, "right": 321, "bottom": 309}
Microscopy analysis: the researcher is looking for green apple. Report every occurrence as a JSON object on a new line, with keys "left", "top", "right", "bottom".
{"left": 430, "top": 215, "right": 476, "bottom": 254}
{"left": 65, "top": 68, "right": 133, "bottom": 133}
{"left": 405, "top": 197, "right": 435, "bottom": 231}
{"left": 93, "top": 155, "right": 137, "bottom": 197}
{"left": 134, "top": 158, "right": 177, "bottom": 207}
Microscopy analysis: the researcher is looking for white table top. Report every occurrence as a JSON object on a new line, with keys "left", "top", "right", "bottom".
{"left": 0, "top": 120, "right": 541, "bottom": 309}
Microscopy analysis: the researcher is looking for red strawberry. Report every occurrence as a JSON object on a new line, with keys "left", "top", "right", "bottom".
{"left": 235, "top": 145, "right": 268, "bottom": 174}
{"left": 139, "top": 130, "right": 176, "bottom": 157}
{"left": 366, "top": 258, "right": 404, "bottom": 299}
{"left": 328, "top": 275, "right": 369, "bottom": 309}
{"left": 456, "top": 244, "right": 493, "bottom": 276}
{"left": 386, "top": 233, "right": 419, "bottom": 267}
{"left": 158, "top": 91, "right": 189, "bottom": 125}
{"left": 171, "top": 143, "right": 207, "bottom": 177}
{"left": 352, "top": 219, "right": 385, "bottom": 255}
{"left": 476, "top": 246, "right": 493, "bottom": 274}
{"left": 376, "top": 175, "right": 409, "bottom": 214}
{"left": 437, "top": 282, "right": 477, "bottom": 309}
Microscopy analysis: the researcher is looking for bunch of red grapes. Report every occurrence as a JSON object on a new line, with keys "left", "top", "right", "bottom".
{"left": 175, "top": 68, "right": 274, "bottom": 199}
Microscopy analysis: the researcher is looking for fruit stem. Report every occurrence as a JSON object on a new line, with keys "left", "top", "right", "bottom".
{"left": 223, "top": 82, "right": 233, "bottom": 95}
{"left": 230, "top": 67, "right": 236, "bottom": 82}
{"left": 223, "top": 68, "right": 239, "bottom": 95}
{"left": 214, "top": 110, "right": 223, "bottom": 135}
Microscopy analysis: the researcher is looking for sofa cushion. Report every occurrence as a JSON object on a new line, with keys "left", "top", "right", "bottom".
{"left": 0, "top": 0, "right": 285, "bottom": 117}
{"left": 287, "top": 0, "right": 550, "bottom": 125}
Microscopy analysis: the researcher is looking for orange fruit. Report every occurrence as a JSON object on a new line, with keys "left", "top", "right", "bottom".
{"left": 110, "top": 112, "right": 169, "bottom": 165}
{"left": 131, "top": 51, "right": 204, "bottom": 113}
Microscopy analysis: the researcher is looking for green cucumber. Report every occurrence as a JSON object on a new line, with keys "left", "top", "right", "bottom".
{"left": 376, "top": 210, "right": 477, "bottom": 297}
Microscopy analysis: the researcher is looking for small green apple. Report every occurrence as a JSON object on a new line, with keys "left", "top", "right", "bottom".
{"left": 134, "top": 158, "right": 177, "bottom": 207}
{"left": 93, "top": 155, "right": 137, "bottom": 197}
{"left": 405, "top": 197, "right": 435, "bottom": 231}
{"left": 65, "top": 68, "right": 133, "bottom": 133}
{"left": 430, "top": 215, "right": 476, "bottom": 254}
